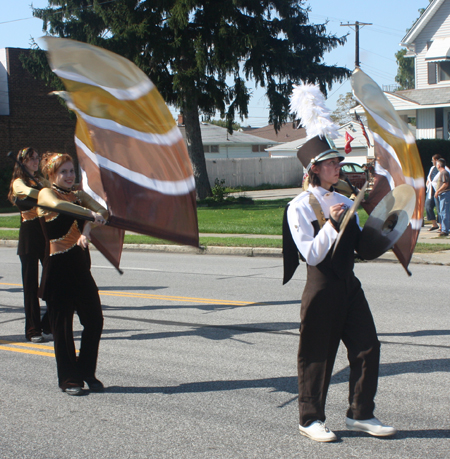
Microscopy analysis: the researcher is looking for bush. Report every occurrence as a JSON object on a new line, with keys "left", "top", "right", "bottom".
{"left": 211, "top": 178, "right": 228, "bottom": 202}
{"left": 416, "top": 139, "right": 450, "bottom": 173}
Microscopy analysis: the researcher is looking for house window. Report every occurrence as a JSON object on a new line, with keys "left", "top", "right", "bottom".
{"left": 252, "top": 145, "right": 268, "bottom": 152}
{"left": 204, "top": 145, "right": 219, "bottom": 153}
{"left": 439, "top": 61, "right": 450, "bottom": 81}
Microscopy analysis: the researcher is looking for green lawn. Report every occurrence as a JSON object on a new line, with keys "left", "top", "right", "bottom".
{"left": 0, "top": 199, "right": 369, "bottom": 234}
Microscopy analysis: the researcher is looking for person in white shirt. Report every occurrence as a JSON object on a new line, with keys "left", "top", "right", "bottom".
{"left": 283, "top": 135, "right": 396, "bottom": 443}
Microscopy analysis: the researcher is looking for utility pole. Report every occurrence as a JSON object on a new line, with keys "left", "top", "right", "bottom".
{"left": 341, "top": 21, "right": 372, "bottom": 68}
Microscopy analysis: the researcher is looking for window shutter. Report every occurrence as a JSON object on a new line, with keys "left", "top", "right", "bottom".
{"left": 428, "top": 62, "right": 437, "bottom": 84}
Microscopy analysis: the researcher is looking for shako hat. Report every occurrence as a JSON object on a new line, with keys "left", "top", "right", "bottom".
{"left": 297, "top": 136, "right": 345, "bottom": 171}
{"left": 289, "top": 82, "right": 344, "bottom": 171}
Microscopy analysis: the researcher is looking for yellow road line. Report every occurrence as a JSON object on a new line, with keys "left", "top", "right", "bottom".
{"left": 0, "top": 345, "right": 54, "bottom": 357}
{"left": 0, "top": 282, "right": 253, "bottom": 306}
{"left": 0, "top": 339, "right": 52, "bottom": 349}
{"left": 0, "top": 340, "right": 54, "bottom": 357}
{"left": 99, "top": 291, "right": 252, "bottom": 306}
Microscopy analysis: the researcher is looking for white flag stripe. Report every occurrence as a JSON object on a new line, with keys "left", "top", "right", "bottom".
{"left": 75, "top": 137, "right": 196, "bottom": 196}
{"left": 410, "top": 219, "right": 423, "bottom": 230}
{"left": 73, "top": 107, "right": 183, "bottom": 147}
{"left": 52, "top": 69, "right": 154, "bottom": 100}
{"left": 372, "top": 132, "right": 403, "bottom": 170}
{"left": 374, "top": 163, "right": 395, "bottom": 189}
{"left": 80, "top": 167, "right": 107, "bottom": 208}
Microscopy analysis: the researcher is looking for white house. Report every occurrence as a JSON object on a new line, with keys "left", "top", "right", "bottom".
{"left": 382, "top": 0, "right": 450, "bottom": 139}
{"left": 266, "top": 122, "right": 375, "bottom": 166}
{"left": 177, "top": 118, "right": 278, "bottom": 159}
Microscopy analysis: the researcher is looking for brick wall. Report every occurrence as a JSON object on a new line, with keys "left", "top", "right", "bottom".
{"left": 0, "top": 47, "right": 76, "bottom": 173}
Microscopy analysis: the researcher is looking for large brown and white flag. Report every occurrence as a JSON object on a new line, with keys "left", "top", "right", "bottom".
{"left": 44, "top": 38, "right": 199, "bottom": 269}
{"left": 352, "top": 68, "right": 425, "bottom": 274}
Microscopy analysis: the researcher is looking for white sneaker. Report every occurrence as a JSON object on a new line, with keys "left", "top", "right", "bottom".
{"left": 42, "top": 332, "right": 54, "bottom": 341}
{"left": 299, "top": 420, "right": 337, "bottom": 442}
{"left": 346, "top": 417, "right": 397, "bottom": 437}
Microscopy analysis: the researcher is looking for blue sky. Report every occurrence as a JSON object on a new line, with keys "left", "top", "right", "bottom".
{"left": 1, "top": 0, "right": 428, "bottom": 127}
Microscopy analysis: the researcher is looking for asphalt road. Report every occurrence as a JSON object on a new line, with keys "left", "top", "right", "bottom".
{"left": 1, "top": 248, "right": 449, "bottom": 459}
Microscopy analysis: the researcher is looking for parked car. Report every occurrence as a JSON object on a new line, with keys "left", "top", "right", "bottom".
{"left": 340, "top": 162, "right": 367, "bottom": 189}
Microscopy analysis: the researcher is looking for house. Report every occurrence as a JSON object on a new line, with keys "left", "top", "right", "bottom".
{"left": 177, "top": 116, "right": 278, "bottom": 159}
{"left": 243, "top": 122, "right": 307, "bottom": 143}
{"left": 266, "top": 122, "right": 374, "bottom": 166}
{"left": 371, "top": 0, "right": 450, "bottom": 139}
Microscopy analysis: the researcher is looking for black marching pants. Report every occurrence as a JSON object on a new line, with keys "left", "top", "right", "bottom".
{"left": 20, "top": 254, "right": 50, "bottom": 340}
{"left": 47, "top": 289, "right": 103, "bottom": 390}
{"left": 298, "top": 271, "right": 380, "bottom": 427}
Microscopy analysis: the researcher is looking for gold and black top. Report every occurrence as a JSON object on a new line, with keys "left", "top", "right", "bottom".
{"left": 38, "top": 185, "right": 109, "bottom": 302}
{"left": 12, "top": 178, "right": 50, "bottom": 257}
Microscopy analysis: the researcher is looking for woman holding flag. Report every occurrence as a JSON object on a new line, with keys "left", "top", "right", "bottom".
{"left": 38, "top": 152, "right": 108, "bottom": 396}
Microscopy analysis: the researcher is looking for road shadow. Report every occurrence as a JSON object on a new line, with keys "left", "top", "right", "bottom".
{"left": 101, "top": 299, "right": 300, "bottom": 314}
{"left": 100, "top": 320, "right": 299, "bottom": 342}
{"left": 379, "top": 329, "right": 450, "bottom": 337}
{"left": 336, "top": 429, "right": 450, "bottom": 439}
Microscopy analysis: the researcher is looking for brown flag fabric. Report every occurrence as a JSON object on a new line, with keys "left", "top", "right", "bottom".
{"left": 352, "top": 68, "right": 425, "bottom": 275}
{"left": 44, "top": 38, "right": 199, "bottom": 270}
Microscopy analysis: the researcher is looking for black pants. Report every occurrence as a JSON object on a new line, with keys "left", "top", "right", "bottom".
{"left": 298, "top": 272, "right": 380, "bottom": 427}
{"left": 47, "top": 290, "right": 103, "bottom": 390}
{"left": 20, "top": 254, "right": 50, "bottom": 340}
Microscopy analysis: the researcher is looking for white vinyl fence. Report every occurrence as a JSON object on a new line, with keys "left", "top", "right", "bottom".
{"left": 206, "top": 157, "right": 303, "bottom": 188}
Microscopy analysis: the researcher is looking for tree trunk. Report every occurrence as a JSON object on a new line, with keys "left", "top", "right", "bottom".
{"left": 183, "top": 101, "right": 212, "bottom": 200}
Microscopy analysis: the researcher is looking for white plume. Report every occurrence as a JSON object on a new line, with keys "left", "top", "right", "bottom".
{"left": 289, "top": 82, "right": 340, "bottom": 140}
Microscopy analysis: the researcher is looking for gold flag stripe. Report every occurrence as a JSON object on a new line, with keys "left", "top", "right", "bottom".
{"left": 61, "top": 78, "right": 175, "bottom": 135}
{"left": 366, "top": 113, "right": 424, "bottom": 181}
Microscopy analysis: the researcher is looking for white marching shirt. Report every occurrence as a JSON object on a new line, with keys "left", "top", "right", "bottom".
{"left": 287, "top": 185, "right": 359, "bottom": 266}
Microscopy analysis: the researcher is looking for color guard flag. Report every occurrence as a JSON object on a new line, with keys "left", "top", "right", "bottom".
{"left": 344, "top": 131, "right": 354, "bottom": 153}
{"left": 44, "top": 37, "right": 199, "bottom": 270}
{"left": 352, "top": 68, "right": 425, "bottom": 274}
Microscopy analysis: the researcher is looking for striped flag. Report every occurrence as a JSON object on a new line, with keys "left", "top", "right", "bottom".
{"left": 44, "top": 38, "right": 199, "bottom": 269}
{"left": 352, "top": 68, "right": 425, "bottom": 274}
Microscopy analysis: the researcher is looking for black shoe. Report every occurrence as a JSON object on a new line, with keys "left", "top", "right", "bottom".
{"left": 84, "top": 377, "right": 104, "bottom": 392}
{"left": 63, "top": 386, "right": 84, "bottom": 396}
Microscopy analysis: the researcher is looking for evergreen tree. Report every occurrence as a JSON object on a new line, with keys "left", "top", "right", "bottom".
{"left": 25, "top": 0, "right": 350, "bottom": 198}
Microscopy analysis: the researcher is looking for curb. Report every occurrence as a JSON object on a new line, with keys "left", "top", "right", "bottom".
{"left": 2, "top": 239, "right": 449, "bottom": 265}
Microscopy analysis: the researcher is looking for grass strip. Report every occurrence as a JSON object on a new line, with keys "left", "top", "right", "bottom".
{"left": 0, "top": 230, "right": 19, "bottom": 240}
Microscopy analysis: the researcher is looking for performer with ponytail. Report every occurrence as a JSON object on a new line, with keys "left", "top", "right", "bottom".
{"left": 38, "top": 152, "right": 108, "bottom": 396}
{"left": 8, "top": 147, "right": 51, "bottom": 343}
{"left": 284, "top": 83, "right": 396, "bottom": 442}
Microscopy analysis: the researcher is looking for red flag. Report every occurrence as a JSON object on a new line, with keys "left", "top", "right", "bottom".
{"left": 344, "top": 131, "right": 354, "bottom": 153}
